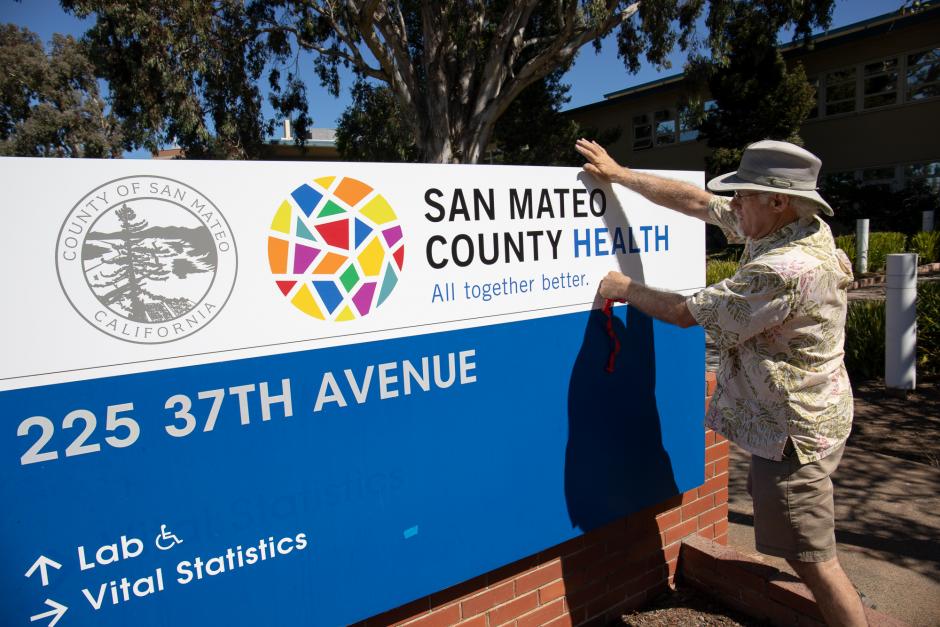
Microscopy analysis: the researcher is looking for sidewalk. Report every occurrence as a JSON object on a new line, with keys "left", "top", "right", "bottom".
{"left": 725, "top": 441, "right": 940, "bottom": 626}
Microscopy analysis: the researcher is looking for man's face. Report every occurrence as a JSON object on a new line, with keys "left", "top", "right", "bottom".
{"left": 730, "top": 191, "right": 781, "bottom": 239}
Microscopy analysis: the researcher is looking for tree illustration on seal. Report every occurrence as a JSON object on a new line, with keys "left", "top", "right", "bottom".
{"left": 86, "top": 203, "right": 198, "bottom": 322}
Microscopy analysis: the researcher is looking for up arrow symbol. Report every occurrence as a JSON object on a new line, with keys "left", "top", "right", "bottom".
{"left": 25, "top": 556, "right": 62, "bottom": 587}
{"left": 30, "top": 599, "right": 68, "bottom": 627}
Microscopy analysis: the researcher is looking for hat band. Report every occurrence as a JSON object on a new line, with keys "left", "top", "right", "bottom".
{"left": 736, "top": 168, "right": 818, "bottom": 191}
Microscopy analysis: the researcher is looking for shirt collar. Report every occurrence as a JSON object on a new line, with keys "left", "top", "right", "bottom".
{"left": 747, "top": 216, "right": 815, "bottom": 259}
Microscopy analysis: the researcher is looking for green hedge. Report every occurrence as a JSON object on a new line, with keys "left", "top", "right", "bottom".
{"left": 844, "top": 300, "right": 887, "bottom": 380}
{"left": 919, "top": 282, "right": 940, "bottom": 374}
{"left": 835, "top": 234, "right": 856, "bottom": 267}
{"left": 705, "top": 259, "right": 739, "bottom": 286}
{"left": 869, "top": 232, "right": 907, "bottom": 271}
{"left": 844, "top": 281, "right": 940, "bottom": 381}
{"left": 910, "top": 231, "right": 940, "bottom": 264}
{"left": 833, "top": 231, "right": 926, "bottom": 272}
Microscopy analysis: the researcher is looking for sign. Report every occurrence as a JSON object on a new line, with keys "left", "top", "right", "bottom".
{"left": 0, "top": 158, "right": 705, "bottom": 626}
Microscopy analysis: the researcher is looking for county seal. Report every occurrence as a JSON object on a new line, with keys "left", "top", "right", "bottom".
{"left": 56, "top": 175, "right": 237, "bottom": 344}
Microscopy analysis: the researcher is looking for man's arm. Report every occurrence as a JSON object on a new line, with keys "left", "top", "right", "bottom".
{"left": 575, "top": 138, "right": 713, "bottom": 222}
{"left": 598, "top": 271, "right": 697, "bottom": 329}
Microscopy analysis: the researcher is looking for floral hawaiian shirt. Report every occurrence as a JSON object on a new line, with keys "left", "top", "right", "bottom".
{"left": 686, "top": 196, "right": 855, "bottom": 463}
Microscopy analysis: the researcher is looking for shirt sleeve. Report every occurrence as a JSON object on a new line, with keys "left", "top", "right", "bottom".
{"left": 706, "top": 195, "right": 746, "bottom": 245}
{"left": 686, "top": 263, "right": 791, "bottom": 351}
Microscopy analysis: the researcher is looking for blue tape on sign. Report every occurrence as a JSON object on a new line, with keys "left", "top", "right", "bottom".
{"left": 1, "top": 307, "right": 703, "bottom": 626}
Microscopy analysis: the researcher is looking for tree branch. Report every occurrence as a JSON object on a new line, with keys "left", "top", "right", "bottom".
{"left": 464, "top": 1, "right": 641, "bottom": 160}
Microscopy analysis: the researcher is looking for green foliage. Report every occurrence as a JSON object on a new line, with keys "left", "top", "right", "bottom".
{"left": 868, "top": 232, "right": 907, "bottom": 272}
{"left": 337, "top": 72, "right": 620, "bottom": 166}
{"left": 709, "top": 244, "right": 744, "bottom": 262}
{"left": 65, "top": 1, "right": 698, "bottom": 162}
{"left": 682, "top": 1, "right": 833, "bottom": 177}
{"left": 63, "top": 0, "right": 280, "bottom": 158}
{"left": 63, "top": 1, "right": 836, "bottom": 163}
{"left": 0, "top": 24, "right": 121, "bottom": 157}
{"left": 844, "top": 300, "right": 886, "bottom": 381}
{"left": 910, "top": 231, "right": 940, "bottom": 264}
{"left": 835, "top": 234, "right": 855, "bottom": 267}
{"left": 833, "top": 232, "right": 940, "bottom": 271}
{"left": 335, "top": 81, "right": 419, "bottom": 163}
{"left": 919, "top": 282, "right": 940, "bottom": 375}
{"left": 844, "top": 282, "right": 940, "bottom": 380}
{"left": 706, "top": 259, "right": 739, "bottom": 286}
{"left": 488, "top": 71, "right": 598, "bottom": 167}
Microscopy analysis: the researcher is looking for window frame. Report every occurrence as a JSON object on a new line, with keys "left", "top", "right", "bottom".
{"left": 809, "top": 45, "right": 940, "bottom": 121}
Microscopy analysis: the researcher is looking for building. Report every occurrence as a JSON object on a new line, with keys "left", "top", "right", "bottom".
{"left": 565, "top": 2, "right": 940, "bottom": 210}
{"left": 263, "top": 122, "right": 340, "bottom": 161}
{"left": 155, "top": 121, "right": 339, "bottom": 160}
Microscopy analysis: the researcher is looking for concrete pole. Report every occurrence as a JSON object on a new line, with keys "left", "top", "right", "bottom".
{"left": 885, "top": 253, "right": 917, "bottom": 391}
{"left": 283, "top": 119, "right": 293, "bottom": 141}
{"left": 855, "top": 218, "right": 869, "bottom": 274}
{"left": 923, "top": 210, "right": 935, "bottom": 232}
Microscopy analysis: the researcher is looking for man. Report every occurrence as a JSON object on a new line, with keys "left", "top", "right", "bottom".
{"left": 575, "top": 138, "right": 866, "bottom": 627}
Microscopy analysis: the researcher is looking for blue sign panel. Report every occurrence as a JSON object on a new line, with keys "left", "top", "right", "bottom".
{"left": 2, "top": 308, "right": 702, "bottom": 626}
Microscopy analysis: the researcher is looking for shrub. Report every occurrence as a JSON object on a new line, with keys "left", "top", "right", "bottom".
{"left": 909, "top": 231, "right": 940, "bottom": 264}
{"left": 919, "top": 282, "right": 940, "bottom": 375}
{"left": 844, "top": 300, "right": 886, "bottom": 381}
{"left": 835, "top": 234, "right": 855, "bottom": 267}
{"left": 709, "top": 245, "right": 744, "bottom": 262}
{"left": 706, "top": 259, "right": 739, "bottom": 286}
{"left": 844, "top": 281, "right": 940, "bottom": 381}
{"left": 867, "top": 232, "right": 907, "bottom": 272}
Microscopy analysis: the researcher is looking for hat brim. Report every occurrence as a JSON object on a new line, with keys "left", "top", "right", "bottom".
{"left": 707, "top": 170, "right": 834, "bottom": 216}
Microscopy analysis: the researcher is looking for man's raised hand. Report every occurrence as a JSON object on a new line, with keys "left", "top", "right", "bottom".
{"left": 575, "top": 138, "right": 625, "bottom": 183}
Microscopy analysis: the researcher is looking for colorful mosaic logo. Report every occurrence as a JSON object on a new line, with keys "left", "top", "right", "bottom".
{"left": 268, "top": 176, "right": 404, "bottom": 321}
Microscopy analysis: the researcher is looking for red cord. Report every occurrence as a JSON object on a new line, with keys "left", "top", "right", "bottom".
{"left": 602, "top": 298, "right": 624, "bottom": 373}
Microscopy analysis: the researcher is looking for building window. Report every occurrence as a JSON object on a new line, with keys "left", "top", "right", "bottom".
{"left": 632, "top": 114, "right": 652, "bottom": 150}
{"left": 860, "top": 165, "right": 898, "bottom": 193}
{"left": 863, "top": 58, "right": 898, "bottom": 109}
{"left": 905, "top": 161, "right": 940, "bottom": 195}
{"left": 677, "top": 100, "right": 715, "bottom": 142}
{"left": 633, "top": 101, "right": 717, "bottom": 150}
{"left": 825, "top": 68, "right": 856, "bottom": 115}
{"left": 821, "top": 171, "right": 857, "bottom": 190}
{"left": 907, "top": 47, "right": 940, "bottom": 101}
{"left": 654, "top": 109, "right": 676, "bottom": 146}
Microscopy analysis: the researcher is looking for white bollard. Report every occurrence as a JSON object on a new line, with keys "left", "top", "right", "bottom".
{"left": 885, "top": 253, "right": 918, "bottom": 391}
{"left": 855, "top": 219, "right": 869, "bottom": 274}
{"left": 923, "top": 210, "right": 935, "bottom": 232}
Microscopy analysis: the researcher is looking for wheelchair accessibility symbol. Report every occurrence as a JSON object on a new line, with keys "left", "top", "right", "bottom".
{"left": 155, "top": 524, "right": 184, "bottom": 551}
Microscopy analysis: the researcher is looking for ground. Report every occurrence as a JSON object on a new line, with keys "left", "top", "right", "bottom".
{"left": 617, "top": 374, "right": 940, "bottom": 626}
{"left": 621, "top": 586, "right": 767, "bottom": 626}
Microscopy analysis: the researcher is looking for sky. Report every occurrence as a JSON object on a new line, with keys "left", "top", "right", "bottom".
{"left": 0, "top": 0, "right": 909, "bottom": 151}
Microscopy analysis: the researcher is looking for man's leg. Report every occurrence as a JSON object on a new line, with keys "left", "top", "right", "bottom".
{"left": 787, "top": 557, "right": 867, "bottom": 627}
{"left": 750, "top": 444, "right": 867, "bottom": 626}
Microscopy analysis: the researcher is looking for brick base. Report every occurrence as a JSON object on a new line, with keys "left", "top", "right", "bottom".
{"left": 354, "top": 374, "right": 727, "bottom": 627}
{"left": 680, "top": 532, "right": 909, "bottom": 626}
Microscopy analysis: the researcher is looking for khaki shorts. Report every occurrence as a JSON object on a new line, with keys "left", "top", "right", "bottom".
{"left": 747, "top": 442, "right": 845, "bottom": 562}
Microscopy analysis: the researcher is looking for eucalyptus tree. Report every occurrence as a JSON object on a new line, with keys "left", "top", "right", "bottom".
{"left": 63, "top": 0, "right": 700, "bottom": 161}
{"left": 63, "top": 0, "right": 834, "bottom": 163}
{"left": 0, "top": 24, "right": 121, "bottom": 157}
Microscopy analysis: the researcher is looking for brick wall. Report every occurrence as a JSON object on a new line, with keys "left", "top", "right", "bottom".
{"left": 354, "top": 372, "right": 726, "bottom": 627}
